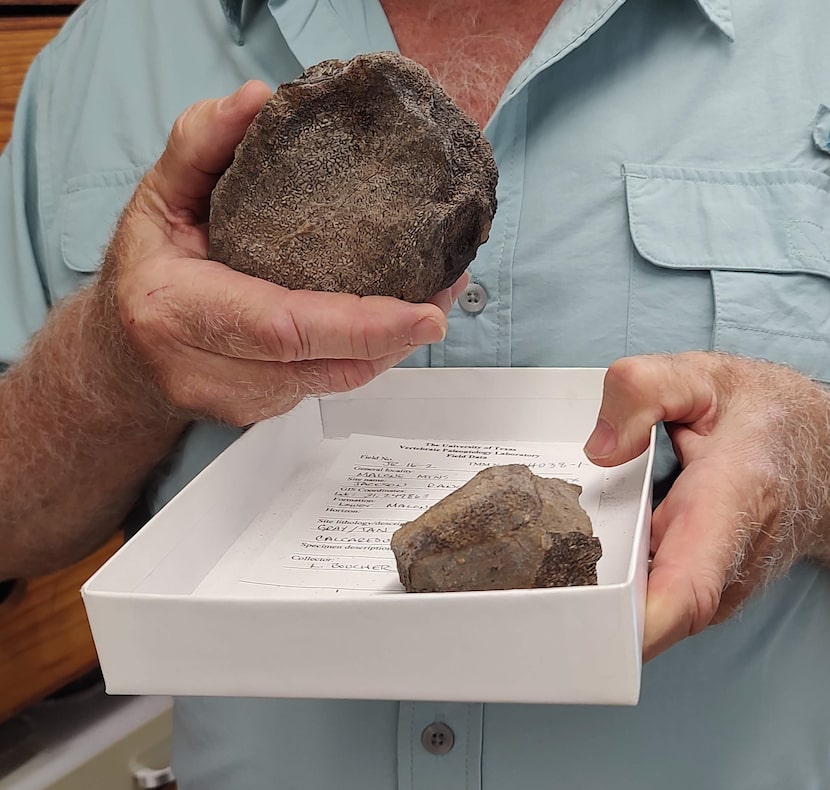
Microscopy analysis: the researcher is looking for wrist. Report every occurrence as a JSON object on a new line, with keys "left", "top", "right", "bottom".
{"left": 780, "top": 381, "right": 830, "bottom": 564}
{"left": 82, "top": 275, "right": 191, "bottom": 436}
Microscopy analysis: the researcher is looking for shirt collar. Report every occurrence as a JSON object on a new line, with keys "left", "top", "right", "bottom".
{"left": 220, "top": 0, "right": 265, "bottom": 43}
{"left": 221, "top": 0, "right": 735, "bottom": 46}
{"left": 694, "top": 0, "right": 735, "bottom": 40}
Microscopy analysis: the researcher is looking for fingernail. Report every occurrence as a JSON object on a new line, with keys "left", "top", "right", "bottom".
{"left": 584, "top": 418, "right": 617, "bottom": 459}
{"left": 410, "top": 317, "right": 446, "bottom": 346}
{"left": 642, "top": 592, "right": 673, "bottom": 662}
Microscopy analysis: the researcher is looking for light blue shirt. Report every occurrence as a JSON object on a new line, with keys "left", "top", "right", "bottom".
{"left": 2, "top": 0, "right": 830, "bottom": 787}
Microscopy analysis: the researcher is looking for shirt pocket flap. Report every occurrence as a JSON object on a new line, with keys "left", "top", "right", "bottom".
{"left": 623, "top": 163, "right": 830, "bottom": 277}
{"left": 60, "top": 165, "right": 149, "bottom": 273}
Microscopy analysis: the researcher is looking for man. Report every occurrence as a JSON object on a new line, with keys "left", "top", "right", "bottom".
{"left": 2, "top": 0, "right": 830, "bottom": 787}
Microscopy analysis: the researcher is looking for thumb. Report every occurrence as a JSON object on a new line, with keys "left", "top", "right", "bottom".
{"left": 584, "top": 354, "right": 720, "bottom": 467}
{"left": 145, "top": 80, "right": 273, "bottom": 214}
{"left": 641, "top": 457, "right": 748, "bottom": 660}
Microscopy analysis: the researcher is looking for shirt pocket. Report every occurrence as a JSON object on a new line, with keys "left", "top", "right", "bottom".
{"left": 623, "top": 163, "right": 830, "bottom": 384}
{"left": 51, "top": 165, "right": 149, "bottom": 301}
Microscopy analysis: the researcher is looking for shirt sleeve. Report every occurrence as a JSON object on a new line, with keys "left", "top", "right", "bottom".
{"left": 0, "top": 47, "right": 54, "bottom": 367}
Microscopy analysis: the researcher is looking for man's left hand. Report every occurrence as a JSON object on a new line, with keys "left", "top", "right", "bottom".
{"left": 584, "top": 351, "right": 830, "bottom": 660}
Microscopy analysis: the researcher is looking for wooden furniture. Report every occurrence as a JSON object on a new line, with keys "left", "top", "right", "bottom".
{"left": 0, "top": 536, "right": 122, "bottom": 723}
{"left": 0, "top": 17, "right": 63, "bottom": 145}
{"left": 0, "top": 6, "right": 81, "bottom": 147}
{"left": 0, "top": 1, "right": 123, "bottom": 725}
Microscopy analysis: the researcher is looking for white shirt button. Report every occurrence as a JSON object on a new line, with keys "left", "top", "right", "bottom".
{"left": 459, "top": 282, "right": 487, "bottom": 314}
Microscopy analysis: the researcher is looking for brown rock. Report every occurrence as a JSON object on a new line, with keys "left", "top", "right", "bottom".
{"left": 208, "top": 52, "right": 498, "bottom": 302}
{"left": 390, "top": 464, "right": 602, "bottom": 592}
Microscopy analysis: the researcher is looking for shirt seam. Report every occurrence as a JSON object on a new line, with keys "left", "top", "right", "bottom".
{"left": 718, "top": 321, "right": 830, "bottom": 347}
{"left": 409, "top": 703, "right": 415, "bottom": 790}
{"left": 493, "top": 140, "right": 513, "bottom": 367}
{"left": 525, "top": 0, "right": 624, "bottom": 85}
{"left": 787, "top": 219, "right": 828, "bottom": 266}
{"left": 625, "top": 218, "right": 637, "bottom": 357}
{"left": 625, "top": 171, "right": 830, "bottom": 194}
{"left": 465, "top": 704, "right": 472, "bottom": 790}
{"left": 46, "top": 0, "right": 104, "bottom": 57}
{"left": 65, "top": 164, "right": 151, "bottom": 194}
{"left": 35, "top": 45, "right": 57, "bottom": 305}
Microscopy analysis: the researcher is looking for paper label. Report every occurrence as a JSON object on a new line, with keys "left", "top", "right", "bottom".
{"left": 240, "top": 435, "right": 619, "bottom": 592}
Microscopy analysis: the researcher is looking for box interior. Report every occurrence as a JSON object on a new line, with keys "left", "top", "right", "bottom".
{"left": 86, "top": 369, "right": 650, "bottom": 603}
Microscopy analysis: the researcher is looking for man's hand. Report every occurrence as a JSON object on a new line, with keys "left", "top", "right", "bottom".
{"left": 584, "top": 352, "right": 830, "bottom": 660}
{"left": 98, "top": 81, "right": 462, "bottom": 426}
{"left": 1, "top": 82, "right": 463, "bottom": 579}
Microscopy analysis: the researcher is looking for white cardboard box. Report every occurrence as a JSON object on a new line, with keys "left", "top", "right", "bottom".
{"left": 82, "top": 368, "right": 655, "bottom": 705}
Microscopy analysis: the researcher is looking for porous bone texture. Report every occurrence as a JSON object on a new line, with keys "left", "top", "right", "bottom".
{"left": 390, "top": 464, "right": 603, "bottom": 593}
{"left": 208, "top": 52, "right": 498, "bottom": 302}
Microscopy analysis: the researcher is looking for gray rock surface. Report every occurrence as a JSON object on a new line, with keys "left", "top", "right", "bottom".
{"left": 209, "top": 51, "right": 498, "bottom": 302}
{"left": 390, "top": 464, "right": 602, "bottom": 592}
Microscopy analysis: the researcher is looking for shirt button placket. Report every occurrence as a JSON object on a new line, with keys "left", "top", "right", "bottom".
{"left": 397, "top": 703, "right": 483, "bottom": 790}
{"left": 441, "top": 92, "right": 526, "bottom": 369}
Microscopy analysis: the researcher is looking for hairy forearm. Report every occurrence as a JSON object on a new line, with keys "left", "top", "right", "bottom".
{"left": 744, "top": 368, "right": 830, "bottom": 573}
{"left": 0, "top": 282, "right": 188, "bottom": 579}
{"left": 791, "top": 381, "right": 830, "bottom": 566}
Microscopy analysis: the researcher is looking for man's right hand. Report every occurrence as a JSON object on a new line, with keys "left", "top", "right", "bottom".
{"left": 0, "top": 82, "right": 463, "bottom": 579}
{"left": 97, "top": 81, "right": 462, "bottom": 427}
